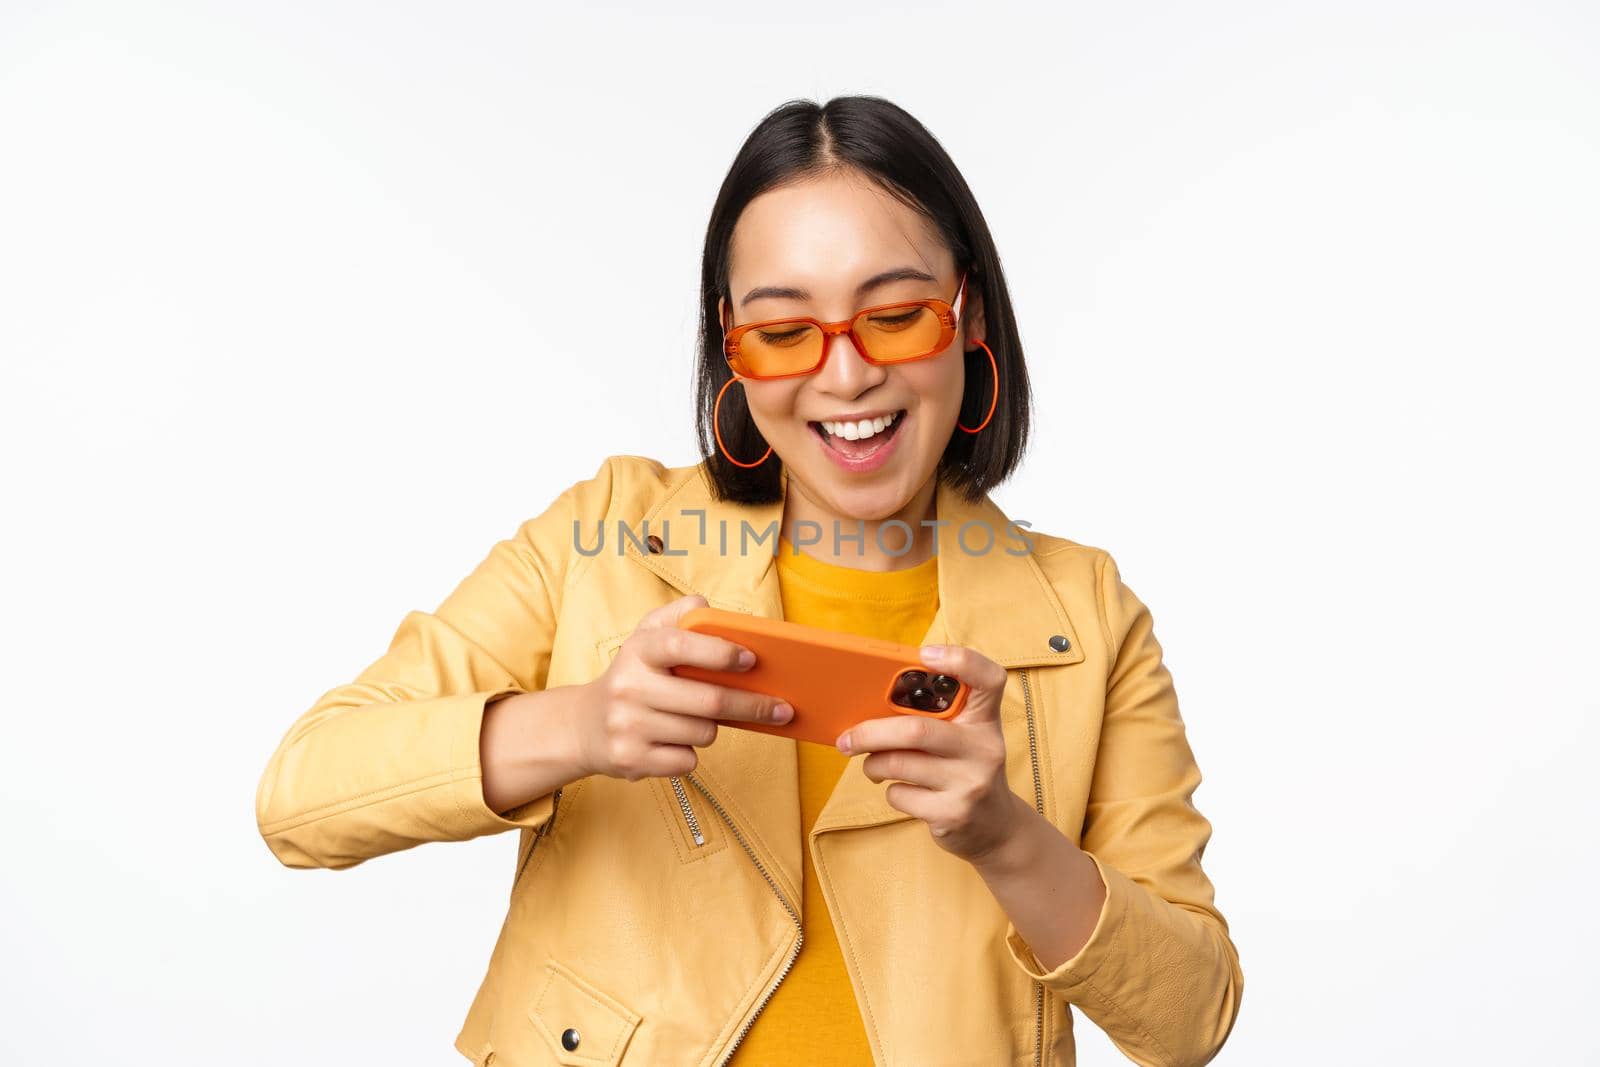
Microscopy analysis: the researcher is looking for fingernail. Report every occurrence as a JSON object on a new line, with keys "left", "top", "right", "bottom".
{"left": 773, "top": 702, "right": 794, "bottom": 723}
{"left": 836, "top": 732, "right": 852, "bottom": 753}
{"left": 738, "top": 650, "right": 755, "bottom": 669}
{"left": 921, "top": 644, "right": 946, "bottom": 660}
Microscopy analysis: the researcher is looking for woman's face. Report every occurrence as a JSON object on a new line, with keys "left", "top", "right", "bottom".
{"left": 719, "top": 170, "right": 985, "bottom": 522}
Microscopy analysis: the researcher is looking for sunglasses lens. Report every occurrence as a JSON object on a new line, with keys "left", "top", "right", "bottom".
{"left": 735, "top": 322, "right": 825, "bottom": 377}
{"left": 854, "top": 304, "right": 948, "bottom": 363}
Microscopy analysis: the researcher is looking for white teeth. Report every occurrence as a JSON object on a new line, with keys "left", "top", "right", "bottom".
{"left": 820, "top": 411, "right": 899, "bottom": 441}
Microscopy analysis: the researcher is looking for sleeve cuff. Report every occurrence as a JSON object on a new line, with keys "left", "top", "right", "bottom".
{"left": 1004, "top": 849, "right": 1130, "bottom": 990}
{"left": 449, "top": 686, "right": 560, "bottom": 837}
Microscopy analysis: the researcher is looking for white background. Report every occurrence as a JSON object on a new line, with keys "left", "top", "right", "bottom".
{"left": 2, "top": 2, "right": 1595, "bottom": 1063}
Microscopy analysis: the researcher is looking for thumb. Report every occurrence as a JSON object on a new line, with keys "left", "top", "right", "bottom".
{"left": 638, "top": 593, "right": 710, "bottom": 631}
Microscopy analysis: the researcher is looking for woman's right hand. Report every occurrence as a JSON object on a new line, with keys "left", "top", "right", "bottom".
{"left": 571, "top": 594, "right": 794, "bottom": 782}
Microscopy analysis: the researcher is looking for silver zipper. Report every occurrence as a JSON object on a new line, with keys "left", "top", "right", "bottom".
{"left": 669, "top": 775, "right": 706, "bottom": 845}
{"left": 681, "top": 773, "right": 803, "bottom": 1067}
{"left": 1020, "top": 669, "right": 1045, "bottom": 1067}
{"left": 511, "top": 786, "right": 562, "bottom": 892}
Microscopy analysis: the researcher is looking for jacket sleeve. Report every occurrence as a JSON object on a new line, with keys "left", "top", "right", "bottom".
{"left": 254, "top": 458, "right": 617, "bottom": 870}
{"left": 1004, "top": 550, "right": 1244, "bottom": 1067}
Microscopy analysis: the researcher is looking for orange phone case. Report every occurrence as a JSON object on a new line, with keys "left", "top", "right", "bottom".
{"left": 671, "top": 605, "right": 969, "bottom": 747}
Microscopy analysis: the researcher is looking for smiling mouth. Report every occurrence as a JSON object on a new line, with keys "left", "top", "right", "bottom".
{"left": 809, "top": 410, "right": 906, "bottom": 457}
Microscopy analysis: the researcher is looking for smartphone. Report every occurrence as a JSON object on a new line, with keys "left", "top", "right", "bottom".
{"left": 670, "top": 605, "right": 970, "bottom": 747}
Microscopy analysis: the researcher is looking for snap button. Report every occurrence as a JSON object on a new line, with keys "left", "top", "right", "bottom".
{"left": 1048, "top": 634, "right": 1071, "bottom": 652}
{"left": 561, "top": 1027, "right": 581, "bottom": 1051}
{"left": 645, "top": 534, "right": 664, "bottom": 554}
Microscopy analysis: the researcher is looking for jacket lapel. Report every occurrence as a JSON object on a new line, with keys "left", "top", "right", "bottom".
{"left": 622, "top": 462, "right": 1089, "bottom": 885}
{"left": 624, "top": 461, "right": 1089, "bottom": 662}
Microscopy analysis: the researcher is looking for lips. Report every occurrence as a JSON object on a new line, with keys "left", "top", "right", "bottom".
{"left": 808, "top": 408, "right": 907, "bottom": 472}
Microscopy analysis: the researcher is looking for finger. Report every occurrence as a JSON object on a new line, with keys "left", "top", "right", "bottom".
{"left": 840, "top": 713, "right": 963, "bottom": 758}
{"left": 861, "top": 748, "right": 956, "bottom": 790}
{"left": 918, "top": 644, "right": 1008, "bottom": 722}
{"left": 637, "top": 673, "right": 793, "bottom": 725}
{"left": 636, "top": 593, "right": 710, "bottom": 631}
{"left": 634, "top": 625, "right": 756, "bottom": 673}
{"left": 637, "top": 742, "right": 699, "bottom": 778}
{"left": 634, "top": 706, "right": 721, "bottom": 749}
{"left": 882, "top": 781, "right": 942, "bottom": 824}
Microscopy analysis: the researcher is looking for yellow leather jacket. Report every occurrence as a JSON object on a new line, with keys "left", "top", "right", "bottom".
{"left": 255, "top": 455, "right": 1243, "bottom": 1066}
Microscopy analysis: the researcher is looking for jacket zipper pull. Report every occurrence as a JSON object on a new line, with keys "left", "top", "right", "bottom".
{"left": 669, "top": 775, "right": 706, "bottom": 845}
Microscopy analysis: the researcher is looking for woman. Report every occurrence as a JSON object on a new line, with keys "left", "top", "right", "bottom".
{"left": 256, "top": 96, "right": 1243, "bottom": 1067}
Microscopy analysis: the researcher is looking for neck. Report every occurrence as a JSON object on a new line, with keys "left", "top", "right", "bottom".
{"left": 779, "top": 473, "right": 939, "bottom": 572}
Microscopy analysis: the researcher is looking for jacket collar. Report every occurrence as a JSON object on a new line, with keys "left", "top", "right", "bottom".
{"left": 622, "top": 460, "right": 1085, "bottom": 885}
{"left": 624, "top": 461, "right": 1087, "bottom": 669}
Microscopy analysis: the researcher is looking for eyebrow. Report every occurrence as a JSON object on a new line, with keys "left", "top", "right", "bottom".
{"left": 739, "top": 266, "right": 938, "bottom": 309}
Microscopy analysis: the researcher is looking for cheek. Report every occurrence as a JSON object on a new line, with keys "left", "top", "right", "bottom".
{"left": 900, "top": 358, "right": 967, "bottom": 419}
{"left": 742, "top": 381, "right": 803, "bottom": 429}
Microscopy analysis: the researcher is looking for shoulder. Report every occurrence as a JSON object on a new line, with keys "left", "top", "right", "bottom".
{"left": 994, "top": 510, "right": 1161, "bottom": 649}
{"left": 552, "top": 453, "right": 699, "bottom": 519}
{"left": 507, "top": 454, "right": 694, "bottom": 589}
{"left": 1015, "top": 523, "right": 1111, "bottom": 589}
{"left": 1023, "top": 526, "right": 1162, "bottom": 650}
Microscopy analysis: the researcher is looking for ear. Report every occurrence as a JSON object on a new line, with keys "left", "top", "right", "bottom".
{"left": 963, "top": 281, "right": 986, "bottom": 348}
{"left": 716, "top": 294, "right": 728, "bottom": 333}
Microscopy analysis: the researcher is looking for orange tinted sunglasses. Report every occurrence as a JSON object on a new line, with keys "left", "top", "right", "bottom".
{"left": 722, "top": 271, "right": 970, "bottom": 381}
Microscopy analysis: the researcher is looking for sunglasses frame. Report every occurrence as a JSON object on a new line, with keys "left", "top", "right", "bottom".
{"left": 722, "top": 271, "right": 970, "bottom": 381}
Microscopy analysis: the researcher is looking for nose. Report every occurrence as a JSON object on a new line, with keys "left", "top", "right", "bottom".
{"left": 813, "top": 329, "right": 886, "bottom": 399}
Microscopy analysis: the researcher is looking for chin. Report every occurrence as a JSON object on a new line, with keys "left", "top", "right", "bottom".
{"left": 814, "top": 473, "right": 919, "bottom": 522}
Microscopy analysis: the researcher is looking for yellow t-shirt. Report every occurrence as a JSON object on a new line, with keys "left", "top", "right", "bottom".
{"left": 728, "top": 536, "right": 940, "bottom": 1066}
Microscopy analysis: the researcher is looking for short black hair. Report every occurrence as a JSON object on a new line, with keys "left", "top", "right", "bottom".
{"left": 693, "top": 95, "right": 1033, "bottom": 504}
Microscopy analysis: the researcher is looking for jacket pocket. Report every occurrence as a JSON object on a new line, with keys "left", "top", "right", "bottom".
{"left": 528, "top": 959, "right": 642, "bottom": 1065}
{"left": 648, "top": 773, "right": 728, "bottom": 862}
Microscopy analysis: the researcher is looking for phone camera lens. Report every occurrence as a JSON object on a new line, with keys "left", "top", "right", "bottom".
{"left": 893, "top": 670, "right": 949, "bottom": 712}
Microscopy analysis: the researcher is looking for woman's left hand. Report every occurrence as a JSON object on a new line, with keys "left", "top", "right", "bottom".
{"left": 836, "top": 643, "right": 1028, "bottom": 865}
